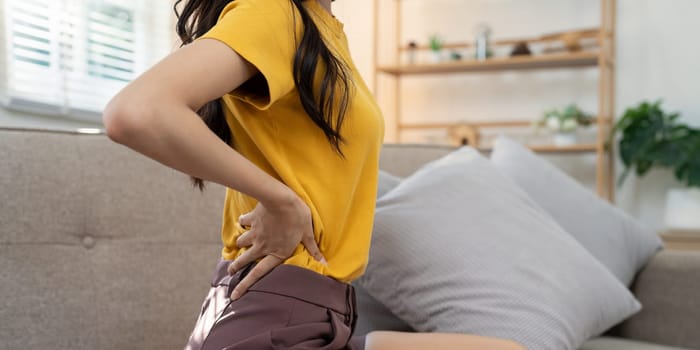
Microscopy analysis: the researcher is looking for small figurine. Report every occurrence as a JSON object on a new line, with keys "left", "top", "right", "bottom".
{"left": 407, "top": 41, "right": 417, "bottom": 64}
{"left": 510, "top": 41, "right": 532, "bottom": 56}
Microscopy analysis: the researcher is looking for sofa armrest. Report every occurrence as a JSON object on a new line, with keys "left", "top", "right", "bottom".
{"left": 618, "top": 250, "right": 700, "bottom": 349}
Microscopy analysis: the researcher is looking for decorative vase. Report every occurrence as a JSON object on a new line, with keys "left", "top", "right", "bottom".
{"left": 552, "top": 132, "right": 577, "bottom": 146}
{"left": 474, "top": 23, "right": 492, "bottom": 61}
{"left": 430, "top": 50, "right": 442, "bottom": 63}
{"left": 664, "top": 188, "right": 700, "bottom": 231}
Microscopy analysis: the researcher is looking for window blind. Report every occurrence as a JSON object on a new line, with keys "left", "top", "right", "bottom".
{"left": 0, "top": 0, "right": 173, "bottom": 120}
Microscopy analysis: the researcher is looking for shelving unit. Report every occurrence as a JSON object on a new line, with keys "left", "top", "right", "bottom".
{"left": 373, "top": 0, "right": 617, "bottom": 200}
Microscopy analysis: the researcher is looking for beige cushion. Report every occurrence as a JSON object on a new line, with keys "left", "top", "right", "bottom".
{"left": 581, "top": 337, "right": 690, "bottom": 350}
{"left": 0, "top": 129, "right": 225, "bottom": 349}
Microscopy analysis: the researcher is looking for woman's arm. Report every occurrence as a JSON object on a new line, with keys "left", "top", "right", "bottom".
{"left": 103, "top": 39, "right": 284, "bottom": 204}
{"left": 103, "top": 39, "right": 324, "bottom": 290}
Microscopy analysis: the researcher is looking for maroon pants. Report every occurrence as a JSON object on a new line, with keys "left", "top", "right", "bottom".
{"left": 184, "top": 260, "right": 366, "bottom": 350}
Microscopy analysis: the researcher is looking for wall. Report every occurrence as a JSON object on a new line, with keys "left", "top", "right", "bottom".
{"left": 614, "top": 0, "right": 700, "bottom": 230}
{"left": 335, "top": 0, "right": 700, "bottom": 230}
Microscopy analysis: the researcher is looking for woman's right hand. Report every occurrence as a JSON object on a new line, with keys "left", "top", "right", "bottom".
{"left": 226, "top": 188, "right": 326, "bottom": 300}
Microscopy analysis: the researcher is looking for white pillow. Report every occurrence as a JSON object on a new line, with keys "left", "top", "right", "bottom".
{"left": 490, "top": 136, "right": 663, "bottom": 286}
{"left": 358, "top": 146, "right": 641, "bottom": 350}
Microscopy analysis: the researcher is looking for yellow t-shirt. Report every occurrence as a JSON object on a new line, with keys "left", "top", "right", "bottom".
{"left": 199, "top": 0, "right": 385, "bottom": 282}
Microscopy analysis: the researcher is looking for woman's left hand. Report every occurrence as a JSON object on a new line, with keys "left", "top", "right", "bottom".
{"left": 226, "top": 191, "right": 326, "bottom": 300}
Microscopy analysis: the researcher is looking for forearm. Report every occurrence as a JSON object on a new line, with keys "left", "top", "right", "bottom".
{"left": 104, "top": 102, "right": 290, "bottom": 205}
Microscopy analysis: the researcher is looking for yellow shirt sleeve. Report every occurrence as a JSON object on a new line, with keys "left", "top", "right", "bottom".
{"left": 199, "top": 0, "right": 298, "bottom": 110}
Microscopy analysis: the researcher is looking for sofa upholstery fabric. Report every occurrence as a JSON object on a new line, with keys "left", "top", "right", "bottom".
{"left": 1, "top": 129, "right": 698, "bottom": 350}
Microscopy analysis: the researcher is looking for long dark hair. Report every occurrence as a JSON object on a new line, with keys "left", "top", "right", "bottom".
{"left": 174, "top": 0, "right": 351, "bottom": 191}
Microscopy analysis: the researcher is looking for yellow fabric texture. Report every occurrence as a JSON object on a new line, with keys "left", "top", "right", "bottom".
{"left": 199, "top": 0, "right": 385, "bottom": 282}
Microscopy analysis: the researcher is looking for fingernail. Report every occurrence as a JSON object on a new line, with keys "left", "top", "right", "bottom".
{"left": 230, "top": 290, "right": 240, "bottom": 300}
{"left": 320, "top": 257, "right": 328, "bottom": 265}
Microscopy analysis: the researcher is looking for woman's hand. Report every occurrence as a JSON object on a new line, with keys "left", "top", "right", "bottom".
{"left": 227, "top": 189, "right": 326, "bottom": 300}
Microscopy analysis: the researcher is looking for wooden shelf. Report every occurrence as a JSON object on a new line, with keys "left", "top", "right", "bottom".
{"left": 478, "top": 143, "right": 599, "bottom": 154}
{"left": 660, "top": 230, "right": 700, "bottom": 251}
{"left": 378, "top": 52, "right": 599, "bottom": 75}
{"left": 400, "top": 120, "right": 532, "bottom": 129}
{"left": 398, "top": 117, "right": 610, "bottom": 130}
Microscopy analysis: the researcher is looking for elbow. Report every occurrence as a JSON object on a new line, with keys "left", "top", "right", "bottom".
{"left": 102, "top": 100, "right": 127, "bottom": 143}
{"left": 102, "top": 94, "right": 152, "bottom": 144}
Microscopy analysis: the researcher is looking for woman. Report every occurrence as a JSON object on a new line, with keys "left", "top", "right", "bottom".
{"left": 102, "top": 0, "right": 526, "bottom": 349}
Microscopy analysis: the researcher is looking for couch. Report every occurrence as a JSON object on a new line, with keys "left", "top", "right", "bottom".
{"left": 1, "top": 127, "right": 698, "bottom": 350}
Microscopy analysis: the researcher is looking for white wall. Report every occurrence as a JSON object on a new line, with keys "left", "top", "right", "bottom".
{"left": 614, "top": 0, "right": 700, "bottom": 230}
{"left": 335, "top": 0, "right": 700, "bottom": 230}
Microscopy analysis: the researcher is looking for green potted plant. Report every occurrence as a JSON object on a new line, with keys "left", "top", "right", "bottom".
{"left": 613, "top": 100, "right": 700, "bottom": 230}
{"left": 429, "top": 34, "right": 444, "bottom": 63}
{"left": 537, "top": 104, "right": 594, "bottom": 146}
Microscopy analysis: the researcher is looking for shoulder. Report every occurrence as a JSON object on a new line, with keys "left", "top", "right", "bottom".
{"left": 217, "top": 0, "right": 297, "bottom": 21}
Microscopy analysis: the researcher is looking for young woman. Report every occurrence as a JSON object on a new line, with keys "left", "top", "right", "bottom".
{"left": 103, "top": 0, "right": 526, "bottom": 349}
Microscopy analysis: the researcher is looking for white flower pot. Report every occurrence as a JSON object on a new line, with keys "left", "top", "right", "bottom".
{"left": 552, "top": 132, "right": 577, "bottom": 146}
{"left": 664, "top": 188, "right": 700, "bottom": 231}
{"left": 430, "top": 51, "right": 443, "bottom": 63}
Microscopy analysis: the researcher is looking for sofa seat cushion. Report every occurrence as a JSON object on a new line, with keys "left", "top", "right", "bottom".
{"left": 581, "top": 337, "right": 691, "bottom": 350}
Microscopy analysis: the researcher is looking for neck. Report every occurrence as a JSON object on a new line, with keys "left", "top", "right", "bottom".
{"left": 317, "top": 0, "right": 333, "bottom": 14}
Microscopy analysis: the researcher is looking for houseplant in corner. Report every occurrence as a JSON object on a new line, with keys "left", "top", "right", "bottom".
{"left": 537, "top": 104, "right": 594, "bottom": 146}
{"left": 613, "top": 100, "right": 700, "bottom": 230}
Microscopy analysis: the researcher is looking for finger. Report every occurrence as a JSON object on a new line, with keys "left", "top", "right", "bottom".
{"left": 228, "top": 246, "right": 263, "bottom": 274}
{"left": 235, "top": 229, "right": 256, "bottom": 249}
{"left": 230, "top": 255, "right": 282, "bottom": 300}
{"left": 238, "top": 212, "right": 252, "bottom": 228}
{"left": 301, "top": 232, "right": 327, "bottom": 265}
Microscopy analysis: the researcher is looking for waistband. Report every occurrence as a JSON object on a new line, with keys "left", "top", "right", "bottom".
{"left": 210, "top": 260, "right": 357, "bottom": 318}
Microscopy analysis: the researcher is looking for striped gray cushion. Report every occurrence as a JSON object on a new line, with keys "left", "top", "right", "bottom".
{"left": 377, "top": 170, "right": 402, "bottom": 199}
{"left": 490, "top": 136, "right": 663, "bottom": 286}
{"left": 358, "top": 147, "right": 641, "bottom": 350}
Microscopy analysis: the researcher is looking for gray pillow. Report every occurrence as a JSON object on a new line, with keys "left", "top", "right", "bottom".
{"left": 490, "top": 136, "right": 663, "bottom": 286}
{"left": 377, "top": 170, "right": 402, "bottom": 199}
{"left": 358, "top": 146, "right": 641, "bottom": 350}
{"left": 352, "top": 283, "right": 414, "bottom": 336}
{"left": 352, "top": 169, "right": 411, "bottom": 336}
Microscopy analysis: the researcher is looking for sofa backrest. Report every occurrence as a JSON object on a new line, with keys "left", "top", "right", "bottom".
{"left": 0, "top": 127, "right": 451, "bottom": 349}
{"left": 0, "top": 128, "right": 225, "bottom": 349}
{"left": 379, "top": 143, "right": 454, "bottom": 176}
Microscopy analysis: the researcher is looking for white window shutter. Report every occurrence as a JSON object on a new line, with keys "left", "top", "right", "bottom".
{"left": 1, "top": 0, "right": 173, "bottom": 120}
{"left": 4, "top": 0, "right": 64, "bottom": 113}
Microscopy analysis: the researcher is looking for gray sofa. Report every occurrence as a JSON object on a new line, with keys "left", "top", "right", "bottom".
{"left": 1, "top": 127, "right": 698, "bottom": 350}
